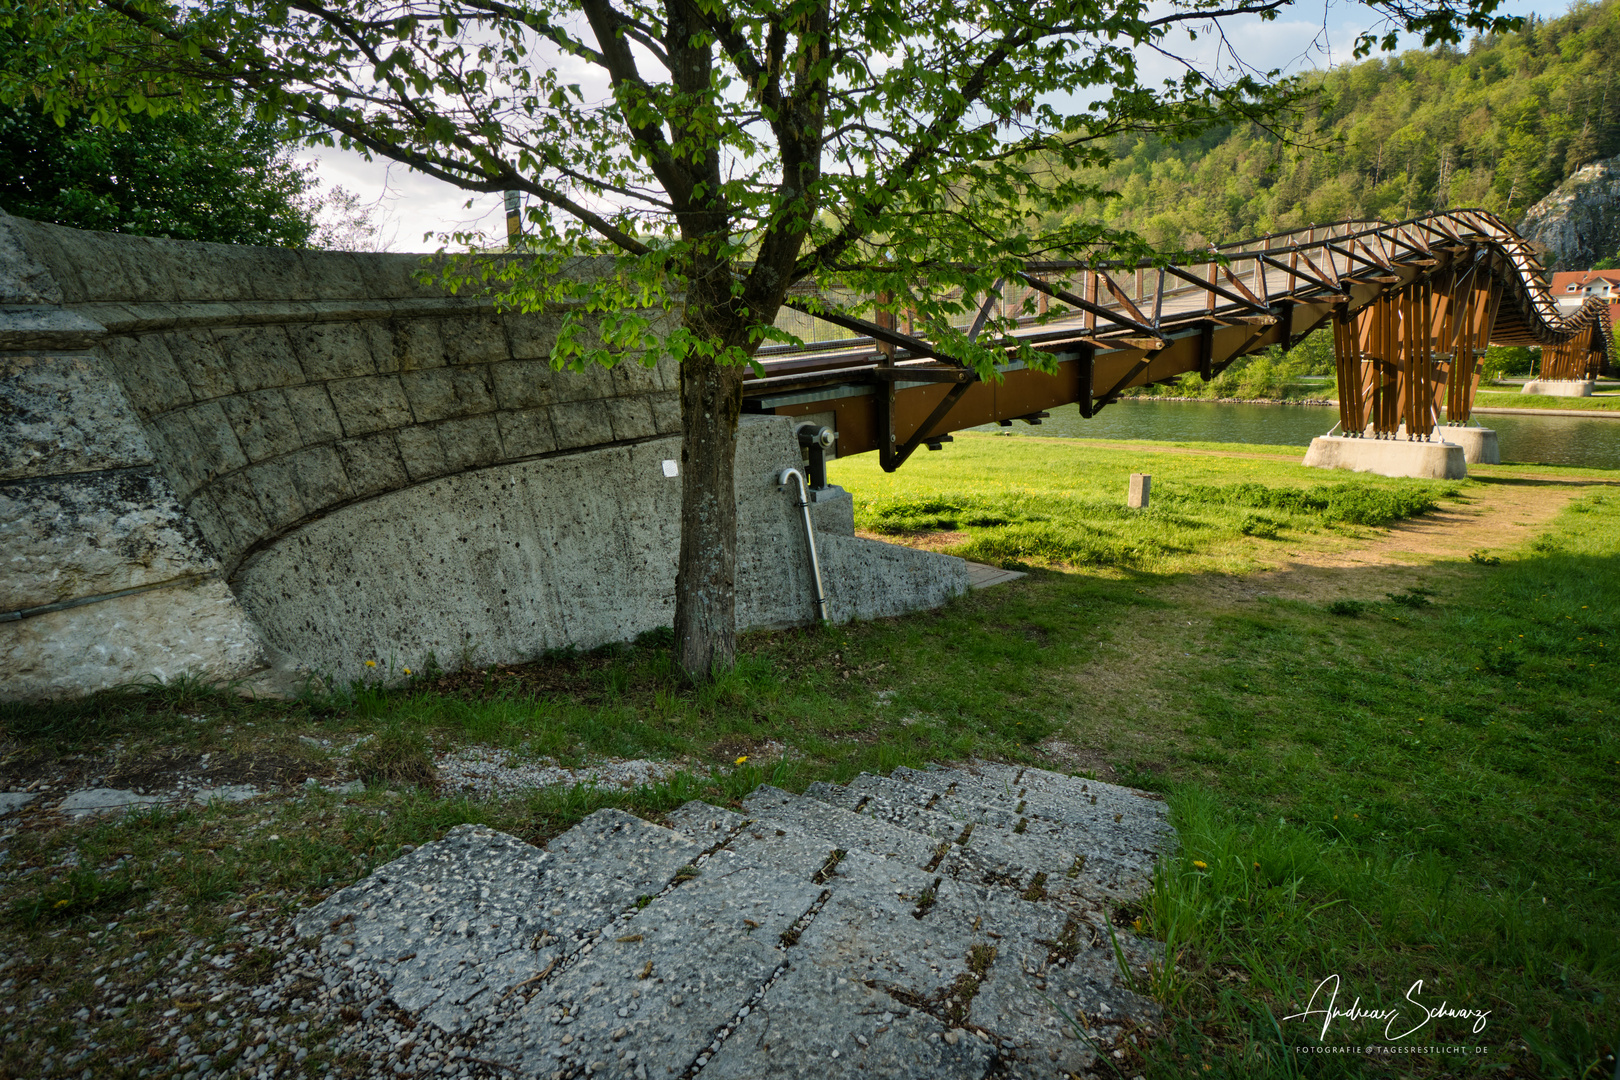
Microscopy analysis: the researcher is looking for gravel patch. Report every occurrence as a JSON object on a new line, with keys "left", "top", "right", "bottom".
{"left": 434, "top": 747, "right": 683, "bottom": 797}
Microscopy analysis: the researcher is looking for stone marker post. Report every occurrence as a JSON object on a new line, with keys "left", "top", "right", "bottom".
{"left": 1128, "top": 473, "right": 1151, "bottom": 509}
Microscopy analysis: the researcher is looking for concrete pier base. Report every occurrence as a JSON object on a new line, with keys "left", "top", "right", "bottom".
{"left": 1520, "top": 379, "right": 1594, "bottom": 397}
{"left": 1302, "top": 435, "right": 1467, "bottom": 479}
{"left": 1440, "top": 426, "right": 1500, "bottom": 464}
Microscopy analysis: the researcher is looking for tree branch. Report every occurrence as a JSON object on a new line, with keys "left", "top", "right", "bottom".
{"left": 579, "top": 0, "right": 692, "bottom": 206}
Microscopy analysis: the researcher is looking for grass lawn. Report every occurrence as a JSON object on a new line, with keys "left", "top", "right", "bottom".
{"left": 0, "top": 435, "right": 1615, "bottom": 1078}
{"left": 1474, "top": 391, "right": 1620, "bottom": 413}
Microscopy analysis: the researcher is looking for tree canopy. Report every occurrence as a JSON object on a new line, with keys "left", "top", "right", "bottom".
{"left": 0, "top": 22, "right": 324, "bottom": 244}
{"left": 0, "top": 0, "right": 1524, "bottom": 677}
{"left": 1046, "top": 0, "right": 1620, "bottom": 250}
{"left": 0, "top": 99, "right": 320, "bottom": 245}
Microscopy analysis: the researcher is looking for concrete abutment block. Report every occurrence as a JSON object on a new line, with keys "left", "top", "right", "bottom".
{"left": 0, "top": 212, "right": 968, "bottom": 699}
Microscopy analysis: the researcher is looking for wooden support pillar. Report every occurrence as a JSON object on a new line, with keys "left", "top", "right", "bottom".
{"left": 1333, "top": 304, "right": 1365, "bottom": 435}
{"left": 875, "top": 292, "right": 897, "bottom": 361}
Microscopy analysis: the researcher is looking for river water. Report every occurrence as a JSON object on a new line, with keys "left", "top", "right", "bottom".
{"left": 976, "top": 399, "right": 1620, "bottom": 470}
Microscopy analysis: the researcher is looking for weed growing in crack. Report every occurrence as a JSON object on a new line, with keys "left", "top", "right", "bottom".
{"left": 911, "top": 878, "right": 942, "bottom": 919}
{"left": 942, "top": 943, "right": 997, "bottom": 1026}
{"left": 811, "top": 849, "right": 846, "bottom": 884}
{"left": 1021, "top": 871, "right": 1049, "bottom": 902}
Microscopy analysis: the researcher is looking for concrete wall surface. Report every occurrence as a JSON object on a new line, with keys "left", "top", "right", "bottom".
{"left": 236, "top": 418, "right": 967, "bottom": 682}
{"left": 0, "top": 213, "right": 966, "bottom": 698}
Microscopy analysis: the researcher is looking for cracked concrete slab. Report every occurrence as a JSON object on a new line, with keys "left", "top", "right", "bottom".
{"left": 294, "top": 764, "right": 1173, "bottom": 1079}
{"left": 702, "top": 963, "right": 995, "bottom": 1080}
{"left": 814, "top": 772, "right": 1151, "bottom": 903}
{"left": 501, "top": 848, "right": 822, "bottom": 1080}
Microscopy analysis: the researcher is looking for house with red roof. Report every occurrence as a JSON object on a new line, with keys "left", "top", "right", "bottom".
{"left": 1549, "top": 270, "right": 1619, "bottom": 372}
{"left": 1550, "top": 268, "right": 1620, "bottom": 321}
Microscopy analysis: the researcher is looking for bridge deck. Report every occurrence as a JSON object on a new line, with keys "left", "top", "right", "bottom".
{"left": 744, "top": 210, "right": 1610, "bottom": 466}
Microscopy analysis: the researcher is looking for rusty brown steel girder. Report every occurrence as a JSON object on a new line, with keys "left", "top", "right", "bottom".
{"left": 743, "top": 209, "right": 1612, "bottom": 468}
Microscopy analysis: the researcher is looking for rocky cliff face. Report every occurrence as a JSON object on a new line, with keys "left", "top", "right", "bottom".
{"left": 1519, "top": 154, "right": 1620, "bottom": 270}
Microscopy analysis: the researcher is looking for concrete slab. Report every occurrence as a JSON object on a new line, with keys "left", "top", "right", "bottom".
{"left": 1302, "top": 434, "right": 1467, "bottom": 479}
{"left": 291, "top": 823, "right": 554, "bottom": 1031}
{"left": 965, "top": 763, "right": 1171, "bottom": 837}
{"left": 0, "top": 791, "right": 35, "bottom": 815}
{"left": 502, "top": 848, "right": 822, "bottom": 1080}
{"left": 932, "top": 879, "right": 1152, "bottom": 1078}
{"left": 529, "top": 809, "right": 706, "bottom": 958}
{"left": 664, "top": 800, "right": 747, "bottom": 843}
{"left": 891, "top": 764, "right": 1168, "bottom": 840}
{"left": 885, "top": 765, "right": 1170, "bottom": 898}
{"left": 742, "top": 786, "right": 940, "bottom": 870}
{"left": 292, "top": 811, "right": 702, "bottom": 1033}
{"left": 702, "top": 961, "right": 994, "bottom": 1080}
{"left": 810, "top": 774, "right": 1143, "bottom": 904}
{"left": 1521, "top": 379, "right": 1594, "bottom": 397}
{"left": 192, "top": 784, "right": 261, "bottom": 805}
{"left": 291, "top": 765, "right": 1172, "bottom": 1078}
{"left": 964, "top": 562, "right": 1026, "bottom": 590}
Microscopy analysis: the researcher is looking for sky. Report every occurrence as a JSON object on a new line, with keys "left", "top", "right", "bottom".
{"left": 299, "top": 0, "right": 1583, "bottom": 252}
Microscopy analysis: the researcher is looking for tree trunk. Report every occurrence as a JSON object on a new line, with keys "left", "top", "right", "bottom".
{"left": 673, "top": 347, "right": 745, "bottom": 680}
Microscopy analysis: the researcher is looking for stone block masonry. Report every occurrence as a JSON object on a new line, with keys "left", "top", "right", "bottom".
{"left": 0, "top": 212, "right": 967, "bottom": 699}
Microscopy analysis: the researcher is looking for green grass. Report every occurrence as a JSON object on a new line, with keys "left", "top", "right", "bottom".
{"left": 0, "top": 445, "right": 1614, "bottom": 1078}
{"left": 1131, "top": 489, "right": 1620, "bottom": 1079}
{"left": 1474, "top": 391, "right": 1620, "bottom": 412}
{"left": 836, "top": 432, "right": 1460, "bottom": 573}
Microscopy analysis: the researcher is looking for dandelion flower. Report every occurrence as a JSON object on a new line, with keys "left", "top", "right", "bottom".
{"left": 404, "top": 668, "right": 412, "bottom": 676}
{"left": 365, "top": 660, "right": 377, "bottom": 668}
{"left": 1192, "top": 860, "right": 1208, "bottom": 870}
{"left": 735, "top": 755, "right": 748, "bottom": 765}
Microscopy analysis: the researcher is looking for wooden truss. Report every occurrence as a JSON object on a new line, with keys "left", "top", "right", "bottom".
{"left": 747, "top": 209, "right": 1614, "bottom": 467}
{"left": 1332, "top": 253, "right": 1505, "bottom": 438}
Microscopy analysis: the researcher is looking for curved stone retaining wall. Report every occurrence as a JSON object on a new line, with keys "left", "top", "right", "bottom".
{"left": 0, "top": 213, "right": 966, "bottom": 698}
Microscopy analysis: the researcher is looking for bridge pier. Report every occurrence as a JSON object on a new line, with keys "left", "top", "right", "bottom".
{"left": 1520, "top": 378, "right": 1595, "bottom": 397}
{"left": 1438, "top": 425, "right": 1500, "bottom": 464}
{"left": 0, "top": 213, "right": 969, "bottom": 700}
{"left": 1348, "top": 422, "right": 1498, "bottom": 465}
{"left": 1302, "top": 435, "right": 1468, "bottom": 479}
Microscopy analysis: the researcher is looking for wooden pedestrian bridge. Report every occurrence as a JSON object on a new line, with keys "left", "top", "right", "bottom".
{"left": 743, "top": 209, "right": 1612, "bottom": 473}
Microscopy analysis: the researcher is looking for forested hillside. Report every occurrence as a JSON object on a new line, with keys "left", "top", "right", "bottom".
{"left": 1057, "top": 0, "right": 1620, "bottom": 249}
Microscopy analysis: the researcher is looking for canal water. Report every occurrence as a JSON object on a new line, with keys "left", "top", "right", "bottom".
{"left": 977, "top": 399, "right": 1620, "bottom": 470}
